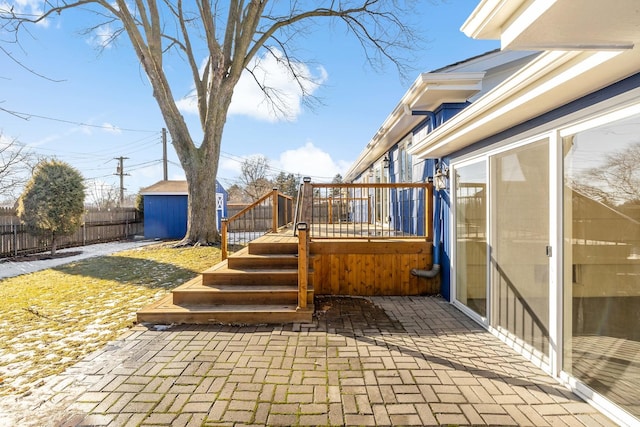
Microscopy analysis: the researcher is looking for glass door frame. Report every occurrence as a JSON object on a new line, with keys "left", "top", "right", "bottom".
{"left": 450, "top": 131, "right": 561, "bottom": 376}
{"left": 451, "top": 157, "right": 491, "bottom": 326}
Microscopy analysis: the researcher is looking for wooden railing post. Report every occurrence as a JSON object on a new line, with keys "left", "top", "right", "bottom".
{"left": 221, "top": 218, "right": 228, "bottom": 260}
{"left": 297, "top": 222, "right": 309, "bottom": 309}
{"left": 301, "top": 177, "right": 313, "bottom": 226}
{"left": 272, "top": 188, "right": 279, "bottom": 232}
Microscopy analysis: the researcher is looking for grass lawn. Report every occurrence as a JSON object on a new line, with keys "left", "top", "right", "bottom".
{"left": 0, "top": 243, "right": 220, "bottom": 396}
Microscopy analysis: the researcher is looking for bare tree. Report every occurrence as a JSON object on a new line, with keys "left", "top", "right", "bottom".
{"left": 238, "top": 155, "right": 273, "bottom": 201}
{"left": 226, "top": 183, "right": 249, "bottom": 203}
{"left": 571, "top": 142, "right": 640, "bottom": 207}
{"left": 87, "top": 181, "right": 120, "bottom": 210}
{"left": 1, "top": 1, "right": 421, "bottom": 245}
{"left": 0, "top": 132, "right": 37, "bottom": 201}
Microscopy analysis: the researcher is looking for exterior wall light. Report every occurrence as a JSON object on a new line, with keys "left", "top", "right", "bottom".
{"left": 434, "top": 164, "right": 449, "bottom": 190}
{"left": 383, "top": 155, "right": 390, "bottom": 169}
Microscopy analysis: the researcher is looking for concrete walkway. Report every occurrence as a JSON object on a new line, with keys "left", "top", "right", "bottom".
{"left": 0, "top": 240, "right": 156, "bottom": 279}
{"left": 0, "top": 296, "right": 615, "bottom": 426}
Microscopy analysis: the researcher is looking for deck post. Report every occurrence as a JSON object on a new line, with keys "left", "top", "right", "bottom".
{"left": 272, "top": 188, "right": 279, "bottom": 232}
{"left": 297, "top": 222, "right": 309, "bottom": 309}
{"left": 301, "top": 177, "right": 312, "bottom": 226}
{"left": 221, "top": 218, "right": 228, "bottom": 260}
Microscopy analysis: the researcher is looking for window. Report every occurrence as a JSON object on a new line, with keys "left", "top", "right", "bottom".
{"left": 399, "top": 141, "right": 413, "bottom": 182}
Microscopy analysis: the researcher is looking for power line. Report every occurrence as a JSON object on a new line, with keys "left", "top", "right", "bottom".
{"left": 2, "top": 108, "right": 159, "bottom": 133}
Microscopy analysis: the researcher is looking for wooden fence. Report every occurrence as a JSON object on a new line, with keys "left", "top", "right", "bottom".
{"left": 0, "top": 208, "right": 143, "bottom": 258}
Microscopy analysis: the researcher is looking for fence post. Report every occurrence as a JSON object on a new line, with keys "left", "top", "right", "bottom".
{"left": 297, "top": 222, "right": 309, "bottom": 310}
{"left": 221, "top": 218, "right": 228, "bottom": 261}
{"left": 271, "top": 188, "right": 279, "bottom": 232}
{"left": 13, "top": 224, "right": 17, "bottom": 257}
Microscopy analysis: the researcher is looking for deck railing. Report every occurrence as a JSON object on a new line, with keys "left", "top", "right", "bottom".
{"left": 294, "top": 179, "right": 434, "bottom": 311}
{"left": 221, "top": 188, "right": 293, "bottom": 260}
{"left": 296, "top": 180, "right": 433, "bottom": 240}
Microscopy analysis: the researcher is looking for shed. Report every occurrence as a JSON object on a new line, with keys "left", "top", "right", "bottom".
{"left": 140, "top": 180, "right": 227, "bottom": 239}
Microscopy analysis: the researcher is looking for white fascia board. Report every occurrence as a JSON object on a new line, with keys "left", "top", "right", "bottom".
{"left": 408, "top": 49, "right": 625, "bottom": 159}
{"left": 344, "top": 73, "right": 485, "bottom": 181}
{"left": 501, "top": 0, "right": 557, "bottom": 49}
{"left": 461, "top": 0, "right": 527, "bottom": 40}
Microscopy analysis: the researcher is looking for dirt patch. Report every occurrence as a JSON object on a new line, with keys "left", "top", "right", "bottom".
{"left": 5, "top": 251, "right": 83, "bottom": 262}
{"left": 315, "top": 296, "right": 406, "bottom": 334}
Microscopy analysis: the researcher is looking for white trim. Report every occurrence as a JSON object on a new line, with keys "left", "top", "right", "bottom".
{"left": 559, "top": 372, "right": 640, "bottom": 427}
{"left": 410, "top": 49, "right": 629, "bottom": 159}
{"left": 559, "top": 100, "right": 640, "bottom": 137}
{"left": 548, "top": 130, "right": 562, "bottom": 377}
{"left": 140, "top": 191, "right": 188, "bottom": 196}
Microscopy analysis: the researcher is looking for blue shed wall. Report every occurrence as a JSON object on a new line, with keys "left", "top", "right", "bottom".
{"left": 144, "top": 195, "right": 188, "bottom": 239}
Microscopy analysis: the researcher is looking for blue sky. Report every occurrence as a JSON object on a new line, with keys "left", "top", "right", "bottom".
{"left": 0, "top": 1, "right": 498, "bottom": 204}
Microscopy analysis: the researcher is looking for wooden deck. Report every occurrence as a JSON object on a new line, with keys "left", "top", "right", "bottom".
{"left": 138, "top": 227, "right": 438, "bottom": 325}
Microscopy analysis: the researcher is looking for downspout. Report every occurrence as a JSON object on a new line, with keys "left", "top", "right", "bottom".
{"left": 411, "top": 185, "right": 441, "bottom": 278}
{"left": 411, "top": 110, "right": 437, "bottom": 130}
{"left": 409, "top": 111, "right": 440, "bottom": 279}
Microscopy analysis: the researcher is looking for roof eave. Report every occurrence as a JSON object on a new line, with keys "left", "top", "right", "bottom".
{"left": 409, "top": 49, "right": 636, "bottom": 159}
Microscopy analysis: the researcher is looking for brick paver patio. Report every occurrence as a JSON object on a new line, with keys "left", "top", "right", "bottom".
{"left": 0, "top": 296, "right": 615, "bottom": 426}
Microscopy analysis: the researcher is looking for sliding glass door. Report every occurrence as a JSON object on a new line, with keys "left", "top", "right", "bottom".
{"left": 455, "top": 161, "right": 487, "bottom": 317}
{"left": 454, "top": 140, "right": 551, "bottom": 358}
{"left": 562, "top": 113, "right": 640, "bottom": 419}
{"left": 491, "top": 140, "right": 550, "bottom": 358}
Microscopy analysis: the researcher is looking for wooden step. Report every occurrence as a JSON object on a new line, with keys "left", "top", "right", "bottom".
{"left": 172, "top": 281, "right": 314, "bottom": 306}
{"left": 248, "top": 241, "right": 298, "bottom": 255}
{"left": 136, "top": 232, "right": 316, "bottom": 325}
{"left": 137, "top": 294, "right": 314, "bottom": 325}
{"left": 227, "top": 253, "right": 299, "bottom": 269}
{"left": 202, "top": 268, "right": 300, "bottom": 286}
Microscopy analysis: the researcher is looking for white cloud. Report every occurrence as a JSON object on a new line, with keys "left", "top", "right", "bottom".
{"left": 101, "top": 122, "right": 122, "bottom": 134}
{"left": 2, "top": 0, "right": 50, "bottom": 27}
{"left": 276, "top": 142, "right": 350, "bottom": 181}
{"left": 219, "top": 156, "right": 243, "bottom": 176}
{"left": 87, "top": 24, "right": 116, "bottom": 49}
{"left": 177, "top": 48, "right": 328, "bottom": 122}
{"left": 0, "top": 132, "right": 12, "bottom": 148}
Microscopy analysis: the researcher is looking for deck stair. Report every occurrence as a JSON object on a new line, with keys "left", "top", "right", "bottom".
{"left": 137, "top": 236, "right": 314, "bottom": 325}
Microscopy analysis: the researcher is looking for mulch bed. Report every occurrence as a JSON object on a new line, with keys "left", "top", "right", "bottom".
{"left": 3, "top": 251, "right": 83, "bottom": 262}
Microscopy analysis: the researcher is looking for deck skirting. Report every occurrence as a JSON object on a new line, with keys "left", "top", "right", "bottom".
{"left": 310, "top": 239, "right": 439, "bottom": 296}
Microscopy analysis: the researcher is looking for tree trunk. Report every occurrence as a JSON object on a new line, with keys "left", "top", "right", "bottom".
{"left": 50, "top": 234, "right": 57, "bottom": 256}
{"left": 180, "top": 152, "right": 221, "bottom": 245}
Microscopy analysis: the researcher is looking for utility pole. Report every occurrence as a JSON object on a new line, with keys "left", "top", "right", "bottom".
{"left": 114, "top": 156, "right": 130, "bottom": 207}
{"left": 162, "top": 128, "right": 168, "bottom": 181}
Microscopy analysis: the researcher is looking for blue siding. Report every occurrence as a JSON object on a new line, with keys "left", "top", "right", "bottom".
{"left": 144, "top": 195, "right": 188, "bottom": 239}
{"left": 438, "top": 185, "right": 452, "bottom": 301}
